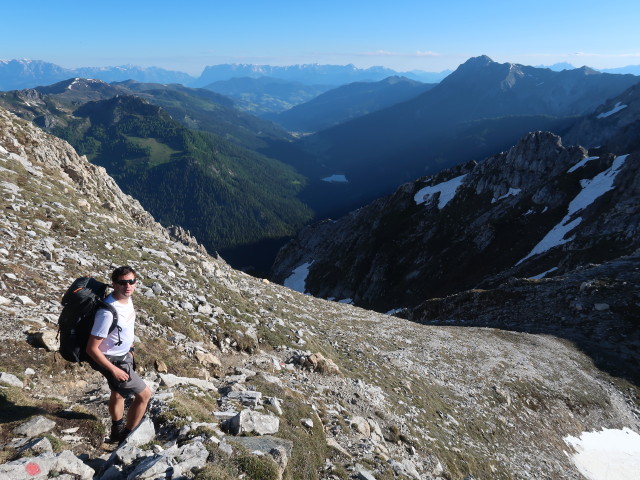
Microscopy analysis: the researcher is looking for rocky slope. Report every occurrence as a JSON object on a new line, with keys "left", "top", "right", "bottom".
{"left": 1, "top": 106, "right": 639, "bottom": 479}
{"left": 271, "top": 131, "right": 639, "bottom": 311}
{"left": 564, "top": 80, "right": 640, "bottom": 154}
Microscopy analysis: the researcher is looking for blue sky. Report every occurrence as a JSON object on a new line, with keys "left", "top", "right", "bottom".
{"left": 3, "top": 0, "right": 639, "bottom": 75}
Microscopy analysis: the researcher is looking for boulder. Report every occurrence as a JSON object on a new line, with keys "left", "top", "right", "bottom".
{"left": 119, "top": 418, "right": 155, "bottom": 448}
{"left": 349, "top": 416, "right": 371, "bottom": 437}
{"left": 0, "top": 372, "right": 24, "bottom": 388}
{"left": 13, "top": 416, "right": 56, "bottom": 437}
{"left": 159, "top": 373, "right": 216, "bottom": 390}
{"left": 0, "top": 450, "right": 94, "bottom": 479}
{"left": 154, "top": 360, "right": 169, "bottom": 373}
{"left": 28, "top": 330, "right": 59, "bottom": 351}
{"left": 16, "top": 296, "right": 35, "bottom": 306}
{"left": 225, "top": 436, "right": 293, "bottom": 480}
{"left": 225, "top": 390, "right": 262, "bottom": 407}
{"left": 227, "top": 409, "right": 280, "bottom": 436}
{"left": 18, "top": 437, "right": 53, "bottom": 455}
{"left": 125, "top": 440, "right": 208, "bottom": 480}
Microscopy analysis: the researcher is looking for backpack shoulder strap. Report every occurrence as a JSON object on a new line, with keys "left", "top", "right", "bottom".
{"left": 97, "top": 300, "right": 118, "bottom": 331}
{"left": 96, "top": 300, "right": 122, "bottom": 346}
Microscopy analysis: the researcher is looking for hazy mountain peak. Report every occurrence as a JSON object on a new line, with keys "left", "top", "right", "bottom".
{"left": 460, "top": 54, "right": 496, "bottom": 68}
{"left": 33, "top": 77, "right": 122, "bottom": 98}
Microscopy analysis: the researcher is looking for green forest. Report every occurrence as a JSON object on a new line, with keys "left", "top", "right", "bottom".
{"left": 58, "top": 96, "right": 313, "bottom": 254}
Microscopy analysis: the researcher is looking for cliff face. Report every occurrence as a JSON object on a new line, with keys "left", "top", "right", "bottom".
{"left": 1, "top": 106, "right": 640, "bottom": 480}
{"left": 272, "top": 131, "right": 639, "bottom": 312}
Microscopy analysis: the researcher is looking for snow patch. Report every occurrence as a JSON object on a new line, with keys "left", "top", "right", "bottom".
{"left": 492, "top": 187, "right": 521, "bottom": 203}
{"left": 284, "top": 261, "right": 313, "bottom": 294}
{"left": 529, "top": 267, "right": 558, "bottom": 280}
{"left": 322, "top": 174, "right": 348, "bottom": 183}
{"left": 564, "top": 428, "right": 640, "bottom": 480}
{"left": 337, "top": 298, "right": 354, "bottom": 304}
{"left": 596, "top": 102, "right": 628, "bottom": 119}
{"left": 517, "top": 155, "right": 628, "bottom": 265}
{"left": 414, "top": 174, "right": 467, "bottom": 209}
{"left": 568, "top": 156, "right": 599, "bottom": 174}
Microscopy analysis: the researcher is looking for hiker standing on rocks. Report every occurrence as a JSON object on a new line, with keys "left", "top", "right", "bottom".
{"left": 86, "top": 265, "right": 151, "bottom": 444}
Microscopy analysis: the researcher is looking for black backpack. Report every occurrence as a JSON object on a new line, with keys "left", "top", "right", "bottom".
{"left": 57, "top": 276, "right": 120, "bottom": 368}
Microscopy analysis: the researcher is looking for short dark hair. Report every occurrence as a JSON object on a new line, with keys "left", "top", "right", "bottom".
{"left": 112, "top": 265, "right": 137, "bottom": 283}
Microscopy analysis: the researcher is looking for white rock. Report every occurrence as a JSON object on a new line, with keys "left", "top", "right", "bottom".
{"left": 159, "top": 373, "right": 216, "bottom": 390}
{"left": 16, "top": 295, "right": 36, "bottom": 306}
{"left": 350, "top": 416, "right": 371, "bottom": 437}
{"left": 228, "top": 409, "right": 280, "bottom": 436}
{"left": 13, "top": 415, "right": 56, "bottom": 437}
{"left": 0, "top": 372, "right": 24, "bottom": 388}
{"left": 119, "top": 417, "right": 156, "bottom": 448}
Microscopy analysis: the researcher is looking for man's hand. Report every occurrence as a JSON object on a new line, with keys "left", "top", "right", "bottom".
{"left": 111, "top": 366, "right": 130, "bottom": 382}
{"left": 86, "top": 335, "right": 130, "bottom": 382}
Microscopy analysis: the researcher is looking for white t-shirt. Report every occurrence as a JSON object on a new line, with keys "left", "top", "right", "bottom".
{"left": 91, "top": 294, "right": 135, "bottom": 356}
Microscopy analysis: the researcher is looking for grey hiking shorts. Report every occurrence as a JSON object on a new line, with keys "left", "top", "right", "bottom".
{"left": 102, "top": 352, "right": 147, "bottom": 397}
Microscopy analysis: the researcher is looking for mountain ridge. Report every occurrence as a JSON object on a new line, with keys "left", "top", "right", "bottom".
{"left": 285, "top": 56, "right": 638, "bottom": 219}
{"left": 0, "top": 59, "right": 451, "bottom": 92}
{"left": 268, "top": 76, "right": 435, "bottom": 133}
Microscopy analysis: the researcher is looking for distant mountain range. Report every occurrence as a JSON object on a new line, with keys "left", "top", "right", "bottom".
{"left": 0, "top": 58, "right": 450, "bottom": 91}
{"left": 194, "top": 63, "right": 449, "bottom": 86}
{"left": 0, "top": 59, "right": 195, "bottom": 91}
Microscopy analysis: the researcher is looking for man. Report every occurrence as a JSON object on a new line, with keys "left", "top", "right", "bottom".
{"left": 86, "top": 265, "right": 152, "bottom": 444}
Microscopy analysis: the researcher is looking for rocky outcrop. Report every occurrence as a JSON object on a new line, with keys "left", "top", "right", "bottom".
{"left": 271, "top": 131, "right": 639, "bottom": 315}
{"left": 0, "top": 108, "right": 163, "bottom": 235}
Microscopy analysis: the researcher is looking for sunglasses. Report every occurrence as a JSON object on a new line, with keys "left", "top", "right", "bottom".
{"left": 115, "top": 279, "right": 137, "bottom": 286}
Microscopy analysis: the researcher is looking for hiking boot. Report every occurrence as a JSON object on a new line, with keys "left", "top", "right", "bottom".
{"left": 107, "top": 421, "right": 124, "bottom": 444}
{"left": 118, "top": 427, "right": 132, "bottom": 445}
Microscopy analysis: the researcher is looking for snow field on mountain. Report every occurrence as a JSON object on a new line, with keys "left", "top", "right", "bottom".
{"left": 284, "top": 261, "right": 313, "bottom": 293}
{"left": 413, "top": 174, "right": 467, "bottom": 208}
{"left": 564, "top": 427, "right": 640, "bottom": 480}
{"left": 518, "top": 154, "right": 629, "bottom": 265}
{"left": 596, "top": 102, "right": 628, "bottom": 119}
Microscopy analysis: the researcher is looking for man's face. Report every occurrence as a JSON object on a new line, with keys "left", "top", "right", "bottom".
{"left": 113, "top": 272, "right": 137, "bottom": 300}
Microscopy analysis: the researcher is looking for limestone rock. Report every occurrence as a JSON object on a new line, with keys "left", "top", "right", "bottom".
{"left": 28, "top": 329, "right": 59, "bottom": 351}
{"left": 159, "top": 373, "right": 216, "bottom": 390}
{"left": 227, "top": 409, "right": 280, "bottom": 436}
{"left": 0, "top": 372, "right": 24, "bottom": 388}
{"left": 225, "top": 390, "right": 262, "bottom": 407}
{"left": 225, "top": 436, "right": 293, "bottom": 480}
{"left": 18, "top": 437, "right": 54, "bottom": 455}
{"left": 0, "top": 450, "right": 94, "bottom": 480}
{"left": 350, "top": 416, "right": 371, "bottom": 437}
{"left": 119, "top": 418, "right": 156, "bottom": 448}
{"left": 16, "top": 295, "right": 35, "bottom": 306}
{"left": 13, "top": 415, "right": 56, "bottom": 437}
